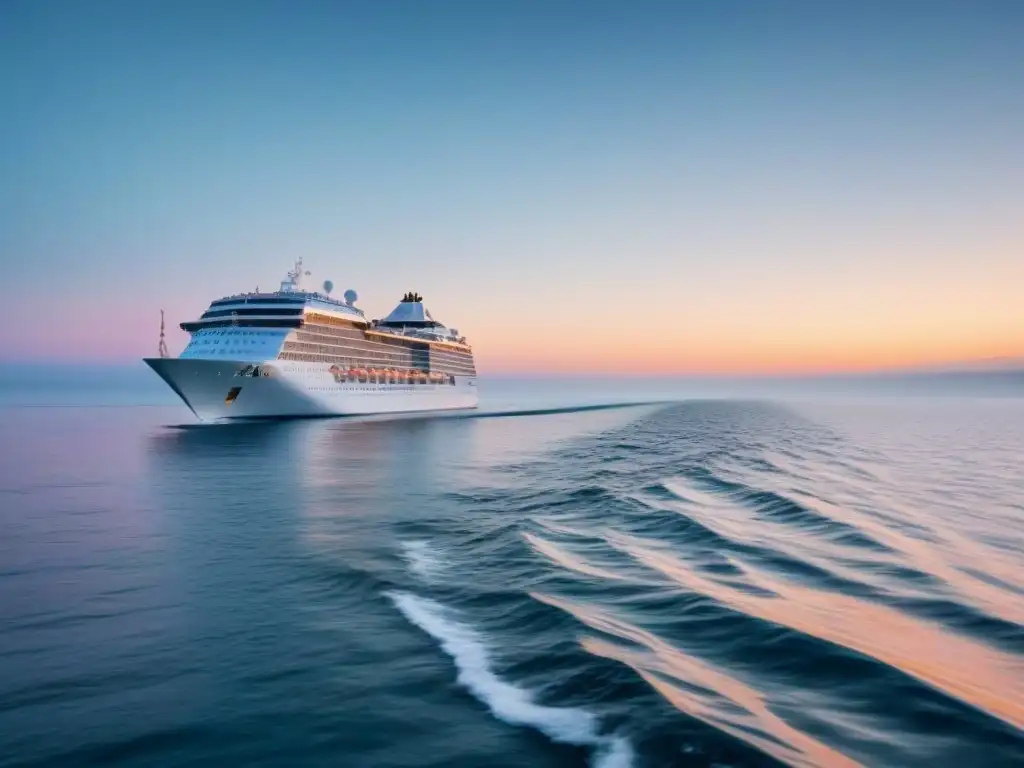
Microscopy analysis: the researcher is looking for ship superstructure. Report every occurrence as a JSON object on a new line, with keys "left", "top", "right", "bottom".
{"left": 144, "top": 260, "right": 478, "bottom": 420}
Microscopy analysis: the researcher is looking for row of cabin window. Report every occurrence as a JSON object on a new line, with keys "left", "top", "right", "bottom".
{"left": 304, "top": 319, "right": 468, "bottom": 352}
{"left": 297, "top": 326, "right": 365, "bottom": 341}
{"left": 304, "top": 314, "right": 363, "bottom": 329}
{"left": 330, "top": 368, "right": 457, "bottom": 386}
{"left": 302, "top": 324, "right": 430, "bottom": 351}
{"left": 427, "top": 349, "right": 476, "bottom": 365}
{"left": 294, "top": 335, "right": 416, "bottom": 356}
{"left": 282, "top": 337, "right": 475, "bottom": 365}
{"left": 296, "top": 328, "right": 428, "bottom": 355}
{"left": 282, "top": 340, "right": 426, "bottom": 367}
{"left": 277, "top": 351, "right": 473, "bottom": 375}
{"left": 294, "top": 330, "right": 474, "bottom": 366}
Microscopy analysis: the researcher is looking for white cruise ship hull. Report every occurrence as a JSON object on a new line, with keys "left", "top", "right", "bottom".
{"left": 145, "top": 358, "right": 478, "bottom": 421}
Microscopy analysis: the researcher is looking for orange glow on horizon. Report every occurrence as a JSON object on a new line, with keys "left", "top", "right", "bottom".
{"left": 474, "top": 334, "right": 1024, "bottom": 377}
{"left": 7, "top": 289, "right": 1022, "bottom": 377}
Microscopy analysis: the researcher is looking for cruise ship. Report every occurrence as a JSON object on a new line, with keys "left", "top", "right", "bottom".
{"left": 144, "top": 260, "right": 478, "bottom": 420}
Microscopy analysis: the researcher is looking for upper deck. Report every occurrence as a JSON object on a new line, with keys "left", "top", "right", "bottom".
{"left": 180, "top": 258, "right": 365, "bottom": 332}
{"left": 177, "top": 260, "right": 472, "bottom": 352}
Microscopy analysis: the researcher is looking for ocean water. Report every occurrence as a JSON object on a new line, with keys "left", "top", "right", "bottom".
{"left": 1, "top": 369, "right": 1022, "bottom": 767}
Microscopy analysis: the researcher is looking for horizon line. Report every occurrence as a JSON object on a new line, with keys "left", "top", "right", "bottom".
{"left": 1, "top": 357, "right": 1022, "bottom": 379}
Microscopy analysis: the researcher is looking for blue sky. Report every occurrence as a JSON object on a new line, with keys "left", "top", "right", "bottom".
{"left": 2, "top": 1, "right": 1021, "bottom": 371}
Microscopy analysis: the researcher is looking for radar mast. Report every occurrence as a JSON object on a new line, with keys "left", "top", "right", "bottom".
{"left": 158, "top": 310, "right": 169, "bottom": 358}
{"left": 280, "top": 258, "right": 311, "bottom": 292}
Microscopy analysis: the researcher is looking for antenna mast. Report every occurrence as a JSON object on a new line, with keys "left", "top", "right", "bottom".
{"left": 158, "top": 310, "right": 169, "bottom": 358}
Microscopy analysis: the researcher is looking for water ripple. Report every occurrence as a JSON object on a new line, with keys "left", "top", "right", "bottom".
{"left": 5, "top": 397, "right": 1023, "bottom": 767}
{"left": 413, "top": 400, "right": 1024, "bottom": 766}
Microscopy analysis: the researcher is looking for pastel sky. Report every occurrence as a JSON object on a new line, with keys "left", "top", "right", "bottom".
{"left": 2, "top": 1, "right": 1022, "bottom": 374}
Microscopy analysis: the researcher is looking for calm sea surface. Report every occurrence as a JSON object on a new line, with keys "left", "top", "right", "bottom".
{"left": 1, "top": 368, "right": 1022, "bottom": 767}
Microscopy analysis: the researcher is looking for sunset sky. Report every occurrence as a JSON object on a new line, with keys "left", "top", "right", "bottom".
{"left": 3, "top": 1, "right": 1021, "bottom": 374}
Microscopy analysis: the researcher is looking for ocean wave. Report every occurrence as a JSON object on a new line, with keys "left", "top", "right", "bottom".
{"left": 602, "top": 533, "right": 1024, "bottom": 733}
{"left": 531, "top": 591, "right": 863, "bottom": 768}
{"left": 522, "top": 531, "right": 660, "bottom": 586}
{"left": 385, "top": 590, "right": 633, "bottom": 768}
{"left": 455, "top": 401, "right": 1024, "bottom": 764}
{"left": 399, "top": 540, "right": 445, "bottom": 581}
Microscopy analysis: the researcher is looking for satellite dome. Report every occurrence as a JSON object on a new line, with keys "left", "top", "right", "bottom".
{"left": 344, "top": 289, "right": 358, "bottom": 305}
{"left": 322, "top": 280, "right": 334, "bottom": 294}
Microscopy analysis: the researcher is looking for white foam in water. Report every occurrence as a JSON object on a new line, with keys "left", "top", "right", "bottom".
{"left": 400, "top": 540, "right": 444, "bottom": 580}
{"left": 594, "top": 736, "right": 635, "bottom": 768}
{"left": 386, "top": 590, "right": 633, "bottom": 768}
